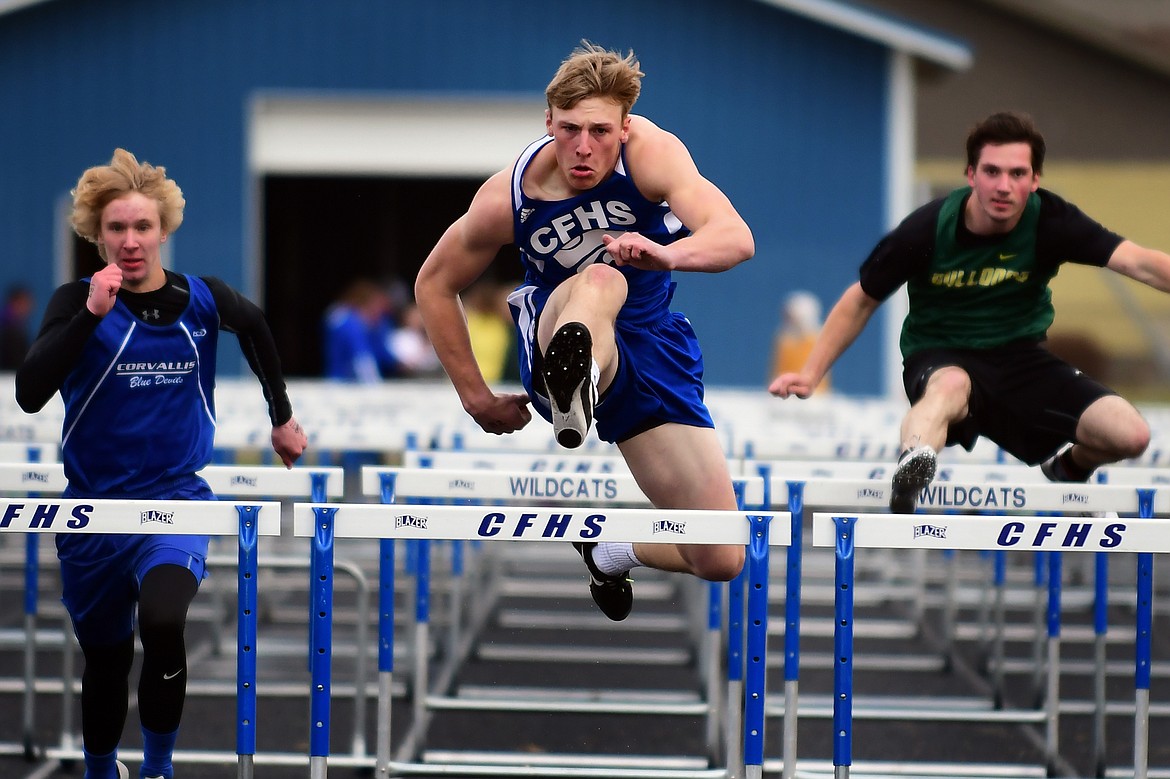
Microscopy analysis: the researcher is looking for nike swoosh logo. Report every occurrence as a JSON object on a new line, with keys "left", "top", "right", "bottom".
{"left": 163, "top": 669, "right": 183, "bottom": 680}
{"left": 998, "top": 253, "right": 1017, "bottom": 261}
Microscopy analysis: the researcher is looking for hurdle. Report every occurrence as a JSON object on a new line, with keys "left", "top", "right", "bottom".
{"left": 810, "top": 482, "right": 1168, "bottom": 778}
{"left": 747, "top": 471, "right": 956, "bottom": 779}
{"left": 748, "top": 469, "right": 1108, "bottom": 777}
{"left": 742, "top": 455, "right": 1170, "bottom": 778}
{"left": 0, "top": 459, "right": 69, "bottom": 763}
{"left": 363, "top": 467, "right": 767, "bottom": 773}
{"left": 0, "top": 491, "right": 281, "bottom": 778}
{"left": 0, "top": 462, "right": 355, "bottom": 773}
{"left": 196, "top": 464, "right": 388, "bottom": 763}
{"left": 293, "top": 472, "right": 782, "bottom": 779}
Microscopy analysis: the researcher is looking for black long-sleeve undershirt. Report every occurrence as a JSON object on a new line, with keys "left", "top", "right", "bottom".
{"left": 15, "top": 270, "right": 293, "bottom": 426}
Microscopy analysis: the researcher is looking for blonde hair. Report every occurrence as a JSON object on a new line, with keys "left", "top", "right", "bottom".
{"left": 70, "top": 148, "right": 185, "bottom": 248}
{"left": 545, "top": 40, "right": 643, "bottom": 117}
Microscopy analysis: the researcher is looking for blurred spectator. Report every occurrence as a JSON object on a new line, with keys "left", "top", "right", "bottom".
{"left": 0, "top": 284, "right": 34, "bottom": 370}
{"left": 463, "top": 279, "right": 515, "bottom": 383}
{"left": 770, "top": 290, "right": 830, "bottom": 393}
{"left": 322, "top": 278, "right": 401, "bottom": 382}
{"left": 389, "top": 302, "right": 444, "bottom": 377}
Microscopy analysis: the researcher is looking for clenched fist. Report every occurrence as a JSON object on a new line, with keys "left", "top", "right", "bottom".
{"left": 86, "top": 264, "right": 123, "bottom": 317}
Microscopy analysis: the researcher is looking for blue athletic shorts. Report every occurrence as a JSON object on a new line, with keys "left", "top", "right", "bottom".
{"left": 509, "top": 284, "right": 714, "bottom": 444}
{"left": 56, "top": 476, "right": 213, "bottom": 646}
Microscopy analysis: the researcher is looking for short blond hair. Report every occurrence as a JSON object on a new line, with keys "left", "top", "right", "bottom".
{"left": 545, "top": 40, "right": 643, "bottom": 117}
{"left": 70, "top": 148, "right": 185, "bottom": 245}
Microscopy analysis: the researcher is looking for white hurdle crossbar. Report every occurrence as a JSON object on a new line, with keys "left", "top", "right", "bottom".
{"left": 401, "top": 448, "right": 635, "bottom": 474}
{"left": 293, "top": 479, "right": 783, "bottom": 779}
{"left": 811, "top": 483, "right": 1167, "bottom": 779}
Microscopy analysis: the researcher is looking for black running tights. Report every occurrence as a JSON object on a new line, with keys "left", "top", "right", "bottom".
{"left": 80, "top": 565, "right": 198, "bottom": 753}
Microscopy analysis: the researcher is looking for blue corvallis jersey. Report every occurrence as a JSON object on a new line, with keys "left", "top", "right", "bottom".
{"left": 59, "top": 275, "right": 220, "bottom": 496}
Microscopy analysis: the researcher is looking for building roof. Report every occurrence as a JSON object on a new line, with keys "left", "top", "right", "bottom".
{"left": 6, "top": 0, "right": 1166, "bottom": 79}
{"left": 975, "top": 0, "right": 1170, "bottom": 78}
{"left": 0, "top": 0, "right": 43, "bottom": 14}
{"left": 754, "top": 0, "right": 971, "bottom": 69}
{"left": 0, "top": 0, "right": 972, "bottom": 71}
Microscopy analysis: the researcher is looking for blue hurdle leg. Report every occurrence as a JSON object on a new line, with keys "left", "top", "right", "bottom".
{"left": 309, "top": 506, "right": 337, "bottom": 779}
{"left": 705, "top": 580, "right": 723, "bottom": 764}
{"left": 832, "top": 516, "right": 856, "bottom": 779}
{"left": 1044, "top": 551, "right": 1063, "bottom": 776}
{"left": 376, "top": 472, "right": 399, "bottom": 778}
{"left": 1133, "top": 488, "right": 1155, "bottom": 779}
{"left": 1134, "top": 551, "right": 1153, "bottom": 779}
{"left": 23, "top": 533, "right": 38, "bottom": 760}
{"left": 235, "top": 505, "right": 260, "bottom": 778}
{"left": 991, "top": 550, "right": 1007, "bottom": 709}
{"left": 782, "top": 480, "right": 805, "bottom": 779}
{"left": 376, "top": 538, "right": 396, "bottom": 778}
{"left": 23, "top": 446, "right": 44, "bottom": 761}
{"left": 1030, "top": 549, "right": 1048, "bottom": 707}
{"left": 1093, "top": 551, "right": 1109, "bottom": 778}
{"left": 726, "top": 565, "right": 746, "bottom": 779}
{"left": 743, "top": 513, "right": 772, "bottom": 779}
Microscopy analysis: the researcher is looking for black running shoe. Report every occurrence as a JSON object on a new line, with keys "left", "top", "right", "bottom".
{"left": 542, "top": 322, "right": 597, "bottom": 449}
{"left": 572, "top": 542, "right": 632, "bottom": 621}
{"left": 889, "top": 445, "right": 937, "bottom": 513}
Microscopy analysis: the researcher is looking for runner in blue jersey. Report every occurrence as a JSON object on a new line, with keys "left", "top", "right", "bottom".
{"left": 15, "top": 149, "right": 308, "bottom": 779}
{"left": 415, "top": 41, "right": 754, "bottom": 621}
{"left": 770, "top": 112, "right": 1170, "bottom": 512}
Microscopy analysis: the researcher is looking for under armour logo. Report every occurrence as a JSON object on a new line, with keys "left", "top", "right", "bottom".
{"left": 142, "top": 309, "right": 160, "bottom": 321}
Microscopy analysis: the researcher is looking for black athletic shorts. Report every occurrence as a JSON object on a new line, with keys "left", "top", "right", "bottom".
{"left": 902, "top": 340, "right": 1117, "bottom": 465}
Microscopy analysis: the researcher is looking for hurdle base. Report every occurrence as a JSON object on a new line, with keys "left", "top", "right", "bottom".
{"left": 419, "top": 750, "right": 725, "bottom": 777}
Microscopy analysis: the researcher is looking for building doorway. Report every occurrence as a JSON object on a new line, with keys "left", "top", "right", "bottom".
{"left": 262, "top": 174, "right": 519, "bottom": 377}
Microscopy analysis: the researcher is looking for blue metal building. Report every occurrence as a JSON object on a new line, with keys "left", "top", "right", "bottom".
{"left": 0, "top": 0, "right": 968, "bottom": 393}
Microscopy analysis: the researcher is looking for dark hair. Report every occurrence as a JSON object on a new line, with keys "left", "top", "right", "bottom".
{"left": 965, "top": 111, "right": 1046, "bottom": 175}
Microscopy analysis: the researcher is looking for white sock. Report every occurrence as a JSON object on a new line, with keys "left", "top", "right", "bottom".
{"left": 592, "top": 541, "right": 641, "bottom": 576}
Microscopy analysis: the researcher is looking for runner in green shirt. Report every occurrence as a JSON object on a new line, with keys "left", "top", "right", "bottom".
{"left": 770, "top": 111, "right": 1170, "bottom": 512}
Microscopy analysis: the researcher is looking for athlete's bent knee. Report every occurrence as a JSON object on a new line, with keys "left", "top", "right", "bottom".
{"left": 687, "top": 546, "right": 745, "bottom": 582}
{"left": 578, "top": 262, "right": 627, "bottom": 295}
{"left": 1115, "top": 420, "right": 1151, "bottom": 461}
{"left": 925, "top": 366, "right": 971, "bottom": 399}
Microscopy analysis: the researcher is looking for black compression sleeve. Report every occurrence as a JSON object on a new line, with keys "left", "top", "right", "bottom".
{"left": 14, "top": 282, "right": 98, "bottom": 413}
{"left": 201, "top": 276, "right": 294, "bottom": 426}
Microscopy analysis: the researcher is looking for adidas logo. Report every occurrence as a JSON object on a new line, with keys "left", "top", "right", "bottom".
{"left": 519, "top": 207, "right": 535, "bottom": 223}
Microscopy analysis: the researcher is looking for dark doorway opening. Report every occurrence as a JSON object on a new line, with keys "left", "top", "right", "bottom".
{"left": 72, "top": 234, "right": 104, "bottom": 280}
{"left": 263, "top": 175, "right": 520, "bottom": 377}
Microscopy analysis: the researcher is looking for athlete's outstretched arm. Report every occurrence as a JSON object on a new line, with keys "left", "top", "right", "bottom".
{"left": 204, "top": 276, "right": 306, "bottom": 467}
{"left": 1107, "top": 239, "right": 1170, "bottom": 292}
{"left": 415, "top": 169, "right": 532, "bottom": 435}
{"left": 769, "top": 282, "right": 880, "bottom": 398}
{"left": 15, "top": 283, "right": 96, "bottom": 412}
